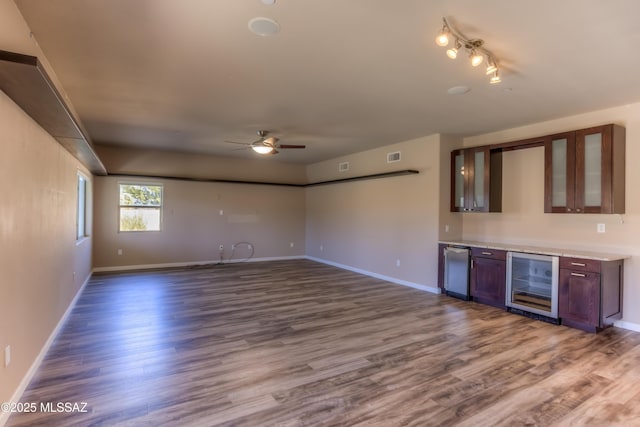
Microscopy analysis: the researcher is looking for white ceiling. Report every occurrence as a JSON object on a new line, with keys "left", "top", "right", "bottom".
{"left": 14, "top": 0, "right": 640, "bottom": 164}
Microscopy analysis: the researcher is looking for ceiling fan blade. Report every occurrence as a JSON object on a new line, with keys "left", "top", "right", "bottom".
{"left": 224, "top": 140, "right": 251, "bottom": 146}
{"left": 277, "top": 144, "right": 306, "bottom": 149}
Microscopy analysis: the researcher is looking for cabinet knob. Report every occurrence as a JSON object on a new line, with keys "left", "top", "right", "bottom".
{"left": 576, "top": 208, "right": 581, "bottom": 212}
{"left": 567, "top": 208, "right": 572, "bottom": 212}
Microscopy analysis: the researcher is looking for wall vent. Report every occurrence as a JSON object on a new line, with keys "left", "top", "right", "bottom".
{"left": 338, "top": 161, "right": 350, "bottom": 172}
{"left": 387, "top": 151, "right": 401, "bottom": 163}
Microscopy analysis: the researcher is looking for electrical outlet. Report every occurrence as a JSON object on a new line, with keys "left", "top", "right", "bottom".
{"left": 219, "top": 244, "right": 224, "bottom": 251}
{"left": 320, "top": 245, "right": 323, "bottom": 252}
{"left": 117, "top": 249, "right": 123, "bottom": 255}
{"left": 5, "top": 345, "right": 10, "bottom": 367}
{"left": 290, "top": 242, "right": 294, "bottom": 248}
{"left": 219, "top": 210, "right": 224, "bottom": 216}
{"left": 396, "top": 259, "right": 401, "bottom": 267}
{"left": 445, "top": 224, "right": 450, "bottom": 233}
{"left": 597, "top": 223, "right": 605, "bottom": 233}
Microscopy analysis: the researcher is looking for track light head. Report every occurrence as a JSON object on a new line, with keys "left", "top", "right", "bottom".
{"left": 485, "top": 62, "right": 497, "bottom": 75}
{"left": 490, "top": 71, "right": 501, "bottom": 84}
{"left": 470, "top": 50, "right": 484, "bottom": 67}
{"left": 435, "top": 19, "right": 450, "bottom": 46}
{"left": 436, "top": 31, "right": 449, "bottom": 47}
{"left": 446, "top": 39, "right": 461, "bottom": 59}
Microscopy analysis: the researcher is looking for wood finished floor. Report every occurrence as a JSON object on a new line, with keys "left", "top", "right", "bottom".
{"left": 7, "top": 259, "right": 640, "bottom": 426}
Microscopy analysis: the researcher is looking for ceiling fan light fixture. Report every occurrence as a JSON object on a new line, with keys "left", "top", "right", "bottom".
{"left": 252, "top": 144, "right": 274, "bottom": 154}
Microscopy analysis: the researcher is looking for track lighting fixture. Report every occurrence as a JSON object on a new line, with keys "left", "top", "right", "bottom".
{"left": 435, "top": 17, "right": 501, "bottom": 84}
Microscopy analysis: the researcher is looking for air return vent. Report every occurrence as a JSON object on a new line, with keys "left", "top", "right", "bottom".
{"left": 387, "top": 151, "right": 401, "bottom": 163}
{"left": 338, "top": 161, "right": 350, "bottom": 172}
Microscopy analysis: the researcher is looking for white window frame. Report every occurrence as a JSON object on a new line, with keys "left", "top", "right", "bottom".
{"left": 76, "top": 172, "right": 89, "bottom": 240}
{"left": 118, "top": 182, "right": 163, "bottom": 232}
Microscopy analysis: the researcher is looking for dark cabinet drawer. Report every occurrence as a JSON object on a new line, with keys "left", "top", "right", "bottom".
{"left": 560, "top": 257, "right": 601, "bottom": 273}
{"left": 471, "top": 248, "right": 507, "bottom": 261}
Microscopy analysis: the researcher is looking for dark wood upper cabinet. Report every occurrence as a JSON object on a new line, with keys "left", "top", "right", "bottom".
{"left": 544, "top": 124, "right": 625, "bottom": 214}
{"left": 450, "top": 147, "right": 502, "bottom": 213}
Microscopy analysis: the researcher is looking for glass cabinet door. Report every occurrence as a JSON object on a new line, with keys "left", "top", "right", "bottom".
{"left": 450, "top": 146, "right": 501, "bottom": 213}
{"left": 551, "top": 138, "right": 567, "bottom": 208}
{"left": 472, "top": 149, "right": 486, "bottom": 210}
{"left": 545, "top": 132, "right": 575, "bottom": 213}
{"left": 581, "top": 132, "right": 603, "bottom": 209}
{"left": 453, "top": 151, "right": 465, "bottom": 210}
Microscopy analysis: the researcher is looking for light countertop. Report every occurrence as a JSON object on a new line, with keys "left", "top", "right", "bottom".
{"left": 438, "top": 240, "right": 629, "bottom": 262}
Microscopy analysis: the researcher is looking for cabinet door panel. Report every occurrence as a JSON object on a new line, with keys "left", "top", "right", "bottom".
{"left": 544, "top": 132, "right": 576, "bottom": 213}
{"left": 472, "top": 149, "right": 486, "bottom": 210}
{"left": 450, "top": 146, "right": 499, "bottom": 213}
{"left": 582, "top": 133, "right": 602, "bottom": 207}
{"left": 452, "top": 151, "right": 465, "bottom": 211}
{"left": 559, "top": 269, "right": 600, "bottom": 326}
{"left": 471, "top": 257, "right": 506, "bottom": 306}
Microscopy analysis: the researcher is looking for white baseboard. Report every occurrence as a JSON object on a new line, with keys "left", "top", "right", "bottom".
{"left": 92, "top": 255, "right": 306, "bottom": 273}
{"left": 614, "top": 320, "right": 640, "bottom": 333}
{"left": 0, "top": 273, "right": 91, "bottom": 427}
{"left": 306, "top": 256, "right": 441, "bottom": 295}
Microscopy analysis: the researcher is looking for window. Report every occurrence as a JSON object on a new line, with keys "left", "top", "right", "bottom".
{"left": 77, "top": 173, "right": 88, "bottom": 239}
{"left": 119, "top": 183, "right": 163, "bottom": 232}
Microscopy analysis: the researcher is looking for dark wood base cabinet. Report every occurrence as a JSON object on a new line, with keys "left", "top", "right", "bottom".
{"left": 559, "top": 257, "right": 623, "bottom": 333}
{"left": 470, "top": 248, "right": 506, "bottom": 309}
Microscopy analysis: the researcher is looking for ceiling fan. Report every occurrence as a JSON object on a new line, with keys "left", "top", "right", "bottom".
{"left": 225, "top": 130, "right": 306, "bottom": 155}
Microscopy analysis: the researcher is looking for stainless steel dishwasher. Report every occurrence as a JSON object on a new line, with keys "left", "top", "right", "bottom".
{"left": 444, "top": 246, "right": 470, "bottom": 300}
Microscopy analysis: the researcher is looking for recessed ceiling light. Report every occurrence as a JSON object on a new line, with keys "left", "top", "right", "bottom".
{"left": 447, "top": 86, "right": 470, "bottom": 95}
{"left": 248, "top": 17, "right": 280, "bottom": 36}
{"left": 261, "top": 0, "right": 276, "bottom": 4}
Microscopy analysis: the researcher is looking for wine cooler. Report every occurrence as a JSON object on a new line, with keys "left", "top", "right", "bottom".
{"left": 506, "top": 252, "right": 559, "bottom": 319}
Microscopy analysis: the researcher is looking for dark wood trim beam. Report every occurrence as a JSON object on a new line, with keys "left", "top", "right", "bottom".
{"left": 0, "top": 49, "right": 107, "bottom": 175}
{"left": 106, "top": 169, "right": 420, "bottom": 187}
{"left": 306, "top": 169, "right": 419, "bottom": 187}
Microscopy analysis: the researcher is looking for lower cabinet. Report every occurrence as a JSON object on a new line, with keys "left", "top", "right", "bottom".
{"left": 558, "top": 257, "right": 623, "bottom": 333}
{"left": 470, "top": 248, "right": 506, "bottom": 309}
{"left": 437, "top": 244, "right": 624, "bottom": 333}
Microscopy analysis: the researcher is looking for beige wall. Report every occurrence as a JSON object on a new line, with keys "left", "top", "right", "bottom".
{"left": 305, "top": 134, "right": 443, "bottom": 289}
{"left": 93, "top": 147, "right": 306, "bottom": 269}
{"left": 0, "top": 89, "right": 93, "bottom": 403}
{"left": 460, "top": 103, "right": 640, "bottom": 326}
